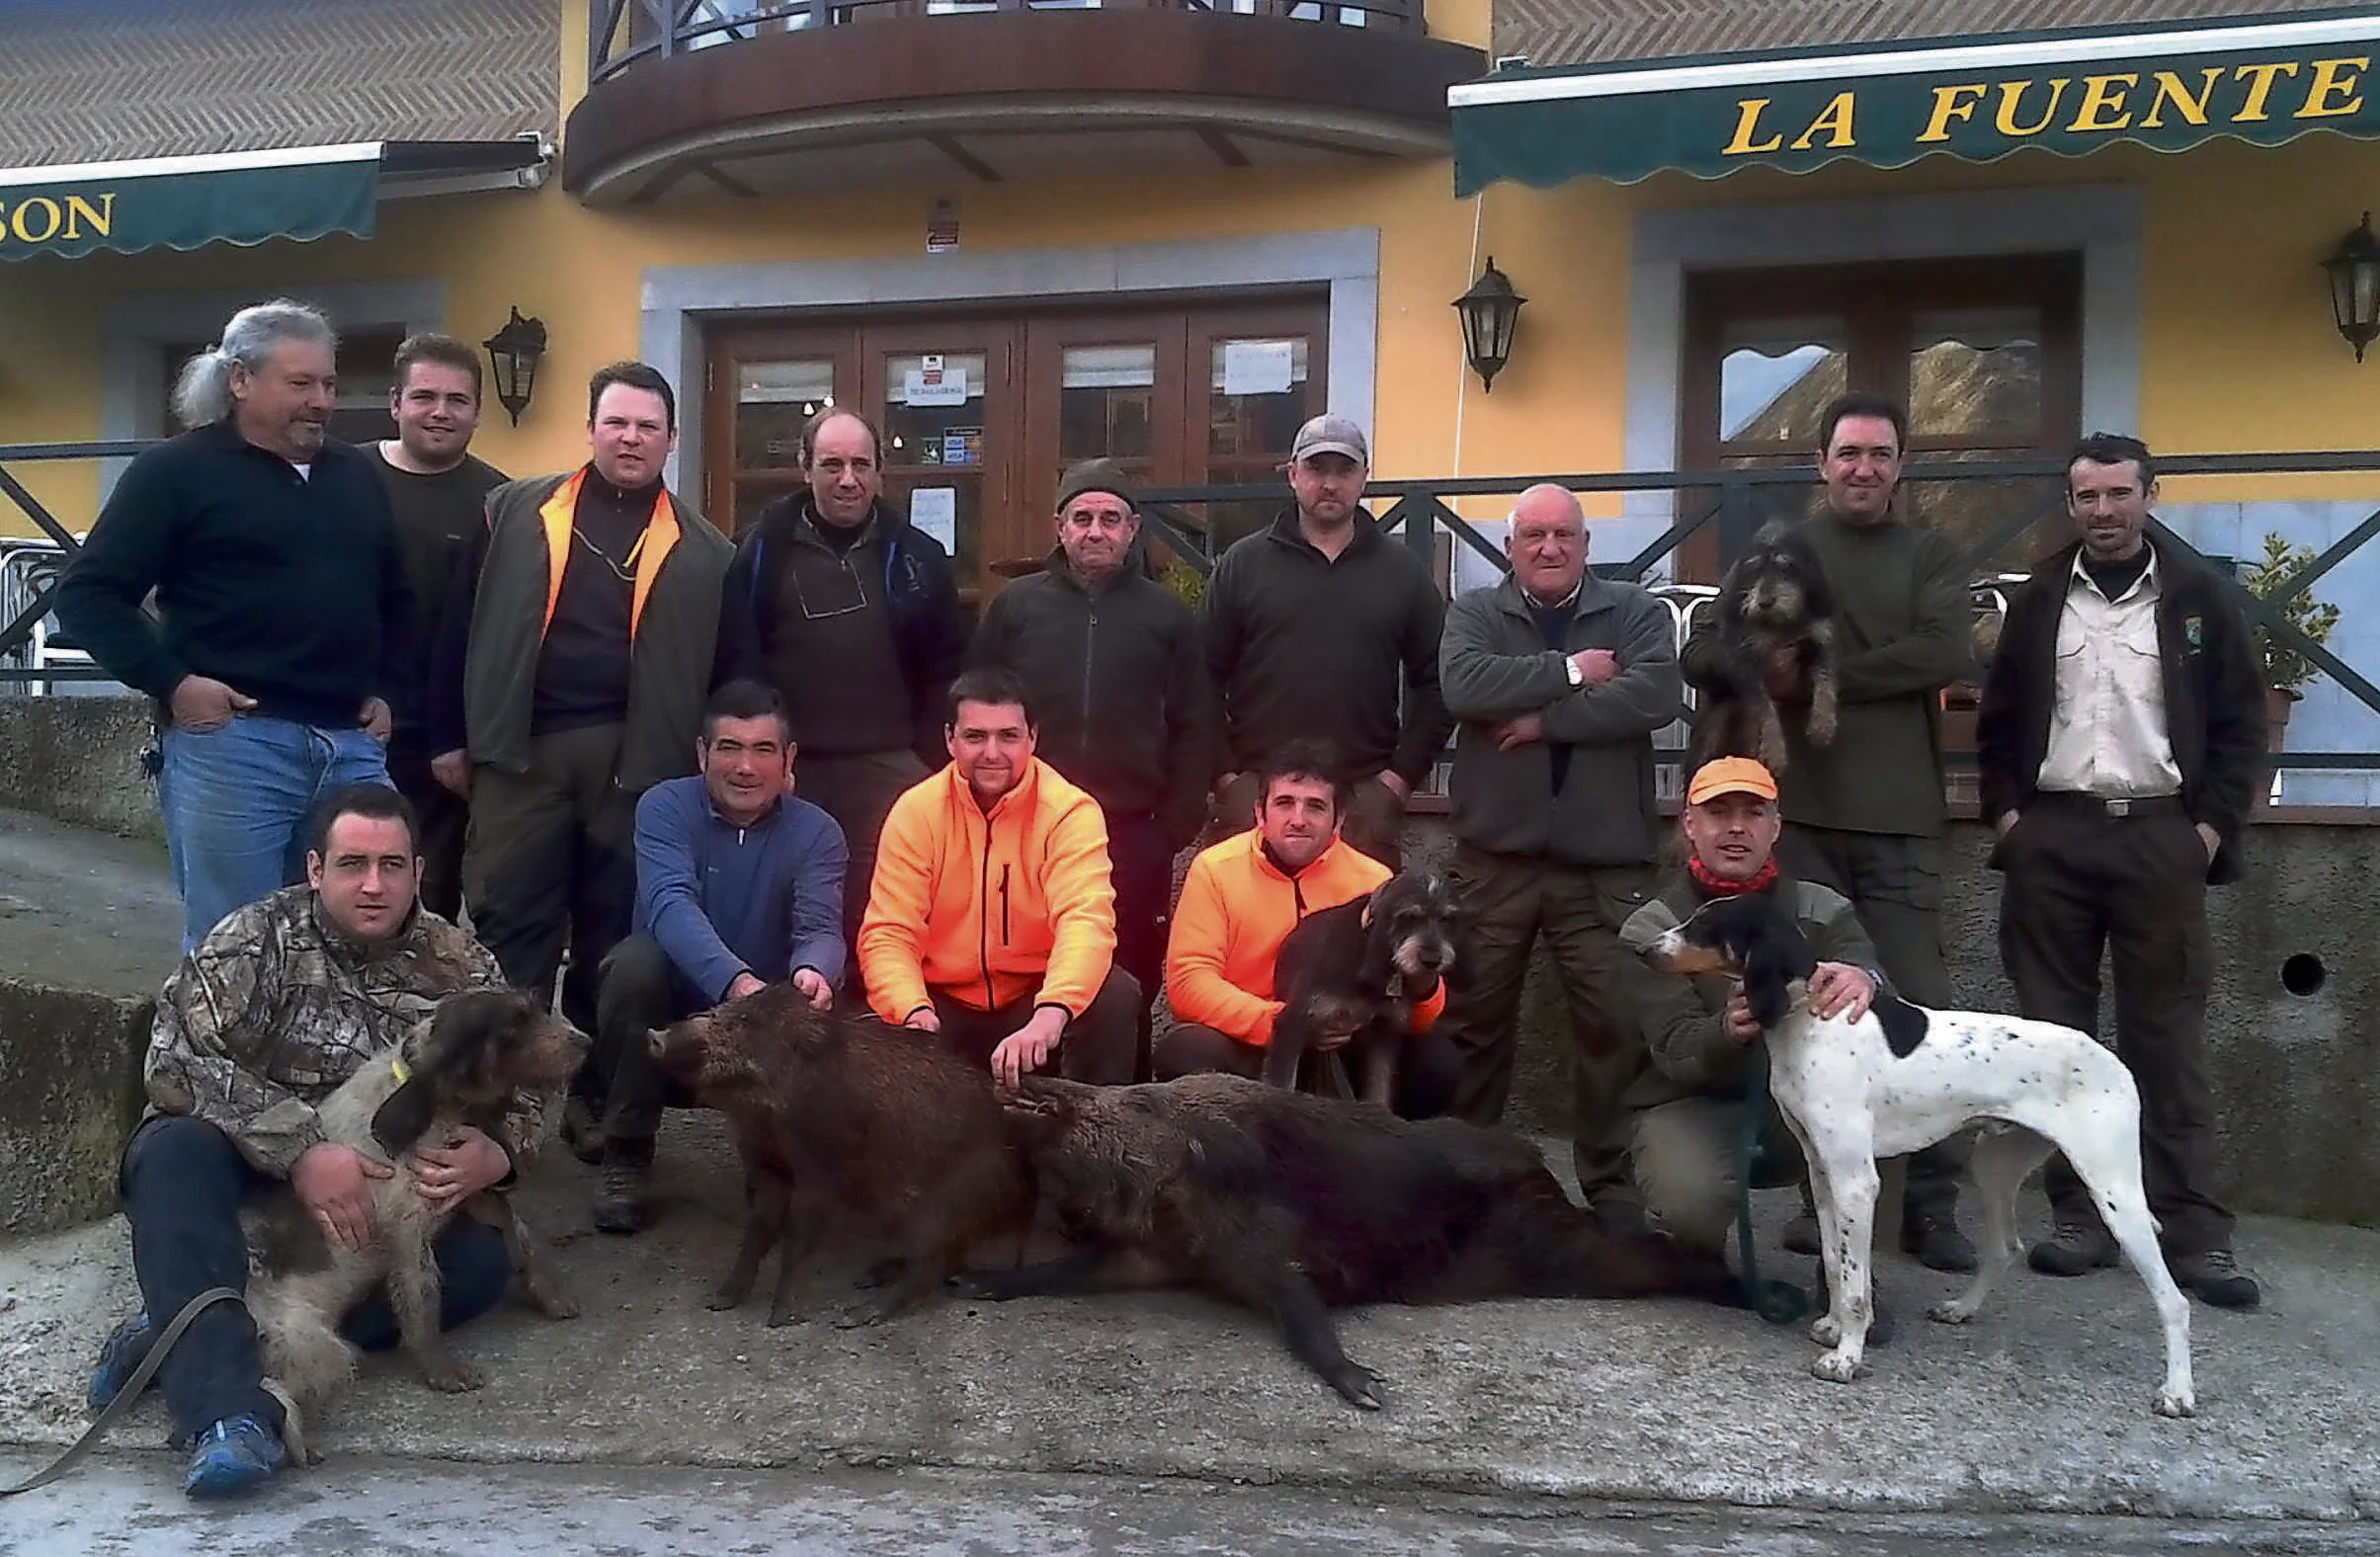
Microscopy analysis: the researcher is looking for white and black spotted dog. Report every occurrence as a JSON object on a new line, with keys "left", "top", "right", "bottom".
{"left": 1691, "top": 523, "right": 1839, "bottom": 775}
{"left": 1640, "top": 893, "right": 2196, "bottom": 1418}
{"left": 1263, "top": 871, "right": 1463, "bottom": 1109}
{"left": 243, "top": 989, "right": 587, "bottom": 1425}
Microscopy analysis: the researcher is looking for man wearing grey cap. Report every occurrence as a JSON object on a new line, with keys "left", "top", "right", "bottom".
{"left": 969, "top": 458, "right": 1216, "bottom": 1070}
{"left": 1199, "top": 414, "right": 1451, "bottom": 868}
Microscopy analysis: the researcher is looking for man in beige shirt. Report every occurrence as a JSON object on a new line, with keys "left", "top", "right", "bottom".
{"left": 1975, "top": 432, "right": 2266, "bottom": 1310}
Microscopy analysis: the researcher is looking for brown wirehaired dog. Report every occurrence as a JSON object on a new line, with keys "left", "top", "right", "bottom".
{"left": 647, "top": 985, "right": 1032, "bottom": 1328}
{"left": 245, "top": 989, "right": 586, "bottom": 1416}
{"left": 1261, "top": 870, "right": 1463, "bottom": 1107}
{"left": 1691, "top": 523, "right": 1839, "bottom": 774}
{"left": 963, "top": 1074, "right": 1744, "bottom": 1409}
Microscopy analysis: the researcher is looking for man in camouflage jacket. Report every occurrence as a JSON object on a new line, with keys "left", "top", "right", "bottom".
{"left": 92, "top": 783, "right": 543, "bottom": 1500}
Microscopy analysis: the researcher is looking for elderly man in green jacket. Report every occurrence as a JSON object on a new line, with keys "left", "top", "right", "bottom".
{"left": 1436, "top": 482, "right": 1682, "bottom": 1233}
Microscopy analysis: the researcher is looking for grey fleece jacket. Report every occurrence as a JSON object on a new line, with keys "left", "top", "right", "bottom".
{"left": 1439, "top": 573, "right": 1682, "bottom": 866}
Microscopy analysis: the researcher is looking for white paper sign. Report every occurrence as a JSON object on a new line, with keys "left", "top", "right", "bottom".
{"left": 909, "top": 486, "right": 958, "bottom": 554}
{"left": 903, "top": 355, "right": 970, "bottom": 408}
{"left": 1220, "top": 339, "right": 1294, "bottom": 397}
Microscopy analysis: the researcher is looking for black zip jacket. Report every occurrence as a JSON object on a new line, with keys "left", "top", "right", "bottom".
{"left": 711, "top": 493, "right": 964, "bottom": 767}
{"left": 54, "top": 423, "right": 409, "bottom": 727}
{"left": 1976, "top": 535, "right": 2264, "bottom": 884}
{"left": 967, "top": 550, "right": 1217, "bottom": 850}
{"left": 1198, "top": 507, "right": 1451, "bottom": 785}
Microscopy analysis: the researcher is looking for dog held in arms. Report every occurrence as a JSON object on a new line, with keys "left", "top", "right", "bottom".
{"left": 243, "top": 990, "right": 587, "bottom": 1421}
{"left": 1262, "top": 870, "right": 1462, "bottom": 1107}
{"left": 1690, "top": 523, "right": 1839, "bottom": 774}
{"left": 1639, "top": 893, "right": 2196, "bottom": 1417}
{"left": 961, "top": 1073, "right": 1744, "bottom": 1408}
{"left": 647, "top": 983, "right": 1031, "bottom": 1328}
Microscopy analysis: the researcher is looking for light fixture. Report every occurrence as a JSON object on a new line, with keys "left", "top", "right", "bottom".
{"left": 1454, "top": 257, "right": 1526, "bottom": 392}
{"left": 481, "top": 306, "right": 548, "bottom": 426}
{"left": 2324, "top": 212, "right": 2380, "bottom": 363}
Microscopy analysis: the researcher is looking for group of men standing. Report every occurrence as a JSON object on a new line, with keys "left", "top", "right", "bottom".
{"left": 56, "top": 298, "right": 2264, "bottom": 1501}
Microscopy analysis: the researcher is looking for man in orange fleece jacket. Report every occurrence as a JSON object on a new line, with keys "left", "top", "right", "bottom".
{"left": 859, "top": 666, "right": 1139, "bottom": 1088}
{"left": 1159, "top": 739, "right": 1457, "bottom": 1117}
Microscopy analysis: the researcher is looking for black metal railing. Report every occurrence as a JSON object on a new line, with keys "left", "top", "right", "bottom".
{"left": 8, "top": 441, "right": 2380, "bottom": 781}
{"left": 589, "top": 0, "right": 1422, "bottom": 85}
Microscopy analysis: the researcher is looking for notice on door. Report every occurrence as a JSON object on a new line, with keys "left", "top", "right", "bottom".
{"left": 909, "top": 485, "right": 958, "bottom": 555}
{"left": 903, "top": 354, "right": 970, "bottom": 408}
{"left": 1219, "top": 339, "right": 1294, "bottom": 397}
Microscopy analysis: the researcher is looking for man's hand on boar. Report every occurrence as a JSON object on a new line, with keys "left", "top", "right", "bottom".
{"left": 992, "top": 1005, "right": 1067, "bottom": 1091}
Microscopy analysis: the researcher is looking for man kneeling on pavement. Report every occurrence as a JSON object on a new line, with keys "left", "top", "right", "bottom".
{"left": 91, "top": 784, "right": 538, "bottom": 1499}
{"left": 858, "top": 666, "right": 1139, "bottom": 1087}
{"left": 1615, "top": 760, "right": 1882, "bottom": 1258}
{"left": 581, "top": 680, "right": 849, "bottom": 1232}
{"left": 1158, "top": 738, "right": 1458, "bottom": 1116}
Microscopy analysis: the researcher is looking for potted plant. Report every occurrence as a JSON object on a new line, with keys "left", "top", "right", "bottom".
{"left": 2240, "top": 532, "right": 2342, "bottom": 749}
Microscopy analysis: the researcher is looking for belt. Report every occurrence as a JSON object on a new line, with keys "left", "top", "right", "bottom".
{"left": 2033, "top": 790, "right": 2186, "bottom": 818}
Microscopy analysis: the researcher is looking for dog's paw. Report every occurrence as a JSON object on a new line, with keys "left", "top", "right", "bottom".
{"left": 1327, "top": 1361, "right": 1386, "bottom": 1411}
{"left": 2155, "top": 1385, "right": 2197, "bottom": 1419}
{"left": 526, "top": 1280, "right": 581, "bottom": 1321}
{"left": 1810, "top": 1351, "right": 1865, "bottom": 1385}
{"left": 420, "top": 1355, "right": 485, "bottom": 1394}
{"left": 1928, "top": 1298, "right": 1978, "bottom": 1325}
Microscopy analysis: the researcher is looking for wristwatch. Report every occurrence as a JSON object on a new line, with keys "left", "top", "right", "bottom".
{"left": 1562, "top": 654, "right": 1585, "bottom": 688}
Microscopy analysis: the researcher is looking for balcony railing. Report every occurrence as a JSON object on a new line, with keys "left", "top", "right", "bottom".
{"left": 9, "top": 443, "right": 2380, "bottom": 802}
{"left": 589, "top": 0, "right": 1423, "bottom": 85}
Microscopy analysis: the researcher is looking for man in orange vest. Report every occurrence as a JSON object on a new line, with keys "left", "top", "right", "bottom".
{"left": 858, "top": 666, "right": 1138, "bottom": 1088}
{"left": 427, "top": 363, "right": 731, "bottom": 1140}
{"left": 1159, "top": 738, "right": 1456, "bottom": 1117}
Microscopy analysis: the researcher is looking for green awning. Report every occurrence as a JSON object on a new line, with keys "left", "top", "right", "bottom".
{"left": 1451, "top": 11, "right": 2380, "bottom": 195}
{"left": 0, "top": 143, "right": 379, "bottom": 262}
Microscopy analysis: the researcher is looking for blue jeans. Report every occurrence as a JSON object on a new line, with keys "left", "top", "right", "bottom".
{"left": 120, "top": 1115, "right": 512, "bottom": 1444}
{"left": 158, "top": 715, "right": 390, "bottom": 948}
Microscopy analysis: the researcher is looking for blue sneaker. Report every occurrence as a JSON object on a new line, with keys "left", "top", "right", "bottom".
{"left": 86, "top": 1311, "right": 155, "bottom": 1414}
{"left": 182, "top": 1414, "right": 286, "bottom": 1499}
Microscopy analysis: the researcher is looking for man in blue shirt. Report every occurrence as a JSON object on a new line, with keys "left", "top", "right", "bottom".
{"left": 586, "top": 679, "right": 848, "bottom": 1232}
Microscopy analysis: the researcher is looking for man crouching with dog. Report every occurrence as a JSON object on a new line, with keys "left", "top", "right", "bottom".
{"left": 1614, "top": 760, "right": 1882, "bottom": 1260}
{"left": 89, "top": 783, "right": 540, "bottom": 1499}
{"left": 858, "top": 666, "right": 1139, "bottom": 1087}
{"left": 1157, "top": 739, "right": 1457, "bottom": 1116}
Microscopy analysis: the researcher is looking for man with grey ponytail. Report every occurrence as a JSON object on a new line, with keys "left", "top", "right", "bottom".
{"left": 55, "top": 299, "right": 414, "bottom": 950}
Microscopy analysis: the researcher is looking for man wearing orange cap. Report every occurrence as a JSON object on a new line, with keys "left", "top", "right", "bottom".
{"left": 1616, "top": 758, "right": 1882, "bottom": 1254}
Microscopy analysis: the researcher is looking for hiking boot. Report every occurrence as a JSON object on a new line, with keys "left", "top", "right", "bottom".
{"left": 2028, "top": 1217, "right": 2120, "bottom": 1276}
{"left": 1900, "top": 1216, "right": 1980, "bottom": 1273}
{"left": 559, "top": 1095, "right": 607, "bottom": 1167}
{"left": 87, "top": 1309, "right": 156, "bottom": 1414}
{"left": 183, "top": 1413, "right": 287, "bottom": 1499}
{"left": 2170, "top": 1248, "right": 2261, "bottom": 1310}
{"left": 591, "top": 1141, "right": 655, "bottom": 1235}
{"left": 1781, "top": 1210, "right": 1821, "bottom": 1256}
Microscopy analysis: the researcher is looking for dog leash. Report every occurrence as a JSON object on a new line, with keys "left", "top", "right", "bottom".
{"left": 0, "top": 1286, "right": 245, "bottom": 1497}
{"left": 1735, "top": 1049, "right": 1811, "bottom": 1327}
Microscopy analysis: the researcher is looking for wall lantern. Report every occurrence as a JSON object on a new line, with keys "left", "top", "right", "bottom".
{"left": 2324, "top": 212, "right": 2380, "bottom": 363}
{"left": 481, "top": 306, "right": 548, "bottom": 426}
{"left": 1454, "top": 257, "right": 1526, "bottom": 392}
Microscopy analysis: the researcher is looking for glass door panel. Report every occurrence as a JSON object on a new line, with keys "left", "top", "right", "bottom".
{"left": 1204, "top": 333, "right": 1313, "bottom": 551}
{"left": 1717, "top": 317, "right": 1847, "bottom": 451}
{"left": 732, "top": 358, "right": 837, "bottom": 470}
{"left": 881, "top": 349, "right": 993, "bottom": 585}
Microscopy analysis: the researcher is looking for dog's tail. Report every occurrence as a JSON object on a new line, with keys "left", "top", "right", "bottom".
{"left": 249, "top": 1282, "right": 359, "bottom": 1416}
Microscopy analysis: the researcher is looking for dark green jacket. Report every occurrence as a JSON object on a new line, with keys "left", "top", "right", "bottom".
{"left": 1440, "top": 573, "right": 1682, "bottom": 866}
{"left": 1617, "top": 874, "right": 1876, "bottom": 1109}
{"left": 450, "top": 468, "right": 731, "bottom": 794}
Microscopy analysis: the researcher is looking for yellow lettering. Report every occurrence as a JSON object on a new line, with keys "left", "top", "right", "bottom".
{"left": 2067, "top": 73, "right": 2137, "bottom": 132}
{"left": 62, "top": 193, "right": 113, "bottom": 240}
{"left": 2297, "top": 56, "right": 2368, "bottom": 119}
{"left": 1788, "top": 91, "right": 1856, "bottom": 150}
{"left": 2140, "top": 68, "right": 2222, "bottom": 127}
{"left": 1994, "top": 78, "right": 2071, "bottom": 136}
{"left": 2232, "top": 60, "right": 2301, "bottom": 122}
{"left": 9, "top": 196, "right": 60, "bottom": 245}
{"left": 1916, "top": 83, "right": 1986, "bottom": 142}
{"left": 1722, "top": 98, "right": 1784, "bottom": 155}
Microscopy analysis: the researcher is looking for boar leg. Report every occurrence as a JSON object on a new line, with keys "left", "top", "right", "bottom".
{"left": 709, "top": 1169, "right": 789, "bottom": 1312}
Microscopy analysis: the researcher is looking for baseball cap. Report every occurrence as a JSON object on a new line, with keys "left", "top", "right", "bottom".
{"left": 1290, "top": 414, "right": 1368, "bottom": 466}
{"left": 1054, "top": 457, "right": 1138, "bottom": 515}
{"left": 1685, "top": 757, "right": 1779, "bottom": 806}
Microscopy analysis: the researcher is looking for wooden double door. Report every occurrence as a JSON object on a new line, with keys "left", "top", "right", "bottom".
{"left": 702, "top": 297, "right": 1328, "bottom": 601}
